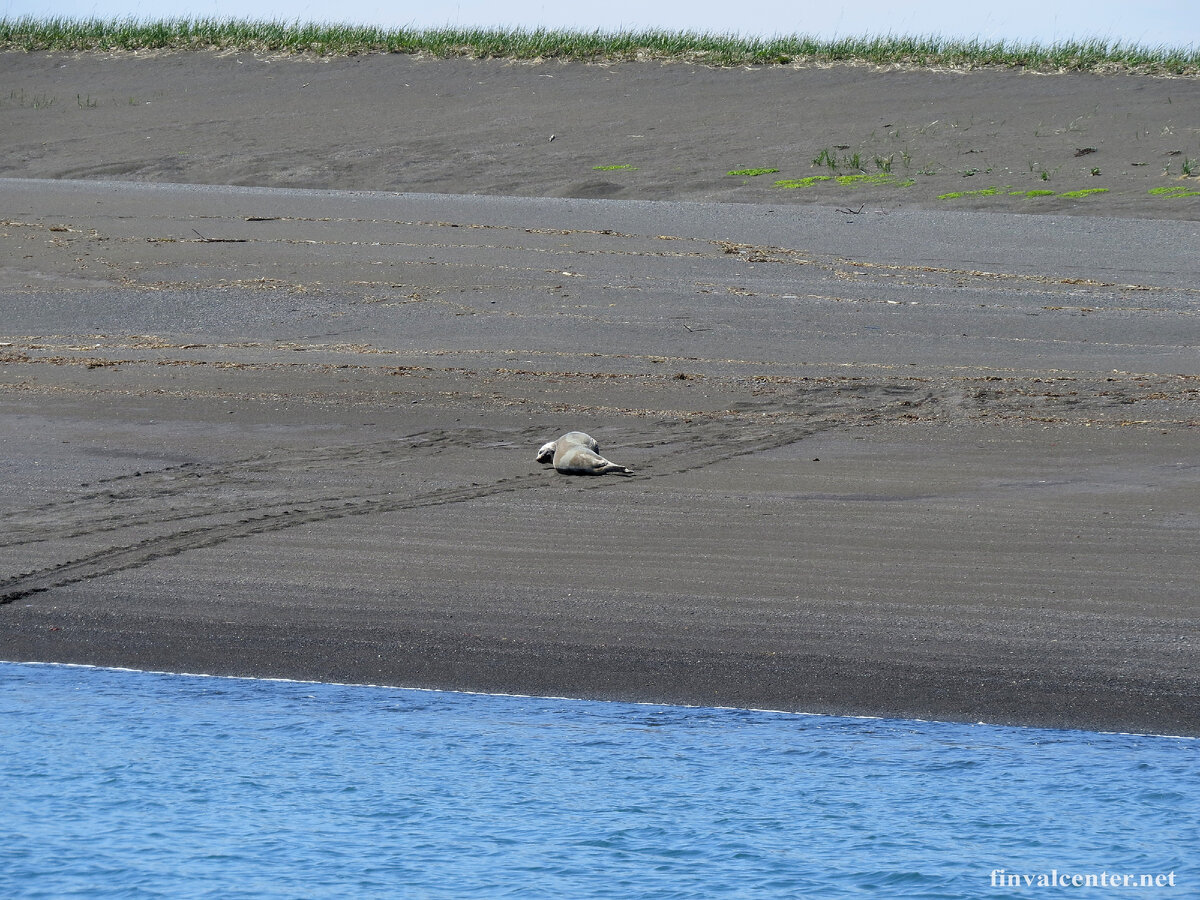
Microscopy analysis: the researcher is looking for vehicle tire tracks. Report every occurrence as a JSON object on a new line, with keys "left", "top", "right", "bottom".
{"left": 1, "top": 419, "right": 837, "bottom": 605}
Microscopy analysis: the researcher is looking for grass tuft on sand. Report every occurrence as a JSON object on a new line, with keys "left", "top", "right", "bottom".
{"left": 1, "top": 18, "right": 1198, "bottom": 74}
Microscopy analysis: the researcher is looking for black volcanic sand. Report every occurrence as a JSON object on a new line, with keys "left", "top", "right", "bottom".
{"left": 2, "top": 52, "right": 1199, "bottom": 218}
{"left": 1, "top": 55, "right": 1198, "bottom": 735}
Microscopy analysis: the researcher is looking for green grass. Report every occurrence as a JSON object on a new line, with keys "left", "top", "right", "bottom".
{"left": 813, "top": 148, "right": 866, "bottom": 172}
{"left": 7, "top": 88, "right": 54, "bottom": 107}
{"left": 938, "top": 186, "right": 1113, "bottom": 200}
{"left": 772, "top": 174, "right": 915, "bottom": 189}
{"left": 727, "top": 168, "right": 779, "bottom": 177}
{"left": 834, "top": 173, "right": 910, "bottom": 186}
{"left": 775, "top": 176, "right": 833, "bottom": 189}
{"left": 1149, "top": 185, "right": 1200, "bottom": 198}
{"left": 592, "top": 164, "right": 636, "bottom": 171}
{"left": 938, "top": 186, "right": 1008, "bottom": 200}
{"left": 1, "top": 17, "right": 1198, "bottom": 74}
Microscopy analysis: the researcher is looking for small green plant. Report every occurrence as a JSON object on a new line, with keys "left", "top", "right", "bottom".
{"left": 1150, "top": 185, "right": 1200, "bottom": 198}
{"left": 1090, "top": 167, "right": 1101, "bottom": 176}
{"left": 76, "top": 93, "right": 97, "bottom": 108}
{"left": 939, "top": 186, "right": 1007, "bottom": 200}
{"left": 812, "top": 148, "right": 837, "bottom": 169}
{"left": 727, "top": 168, "right": 779, "bottom": 177}
{"left": 836, "top": 173, "right": 903, "bottom": 186}
{"left": 9, "top": 89, "right": 55, "bottom": 108}
{"left": 593, "top": 164, "right": 636, "bottom": 171}
{"left": 775, "top": 176, "right": 832, "bottom": 189}
{"left": 775, "top": 173, "right": 912, "bottom": 190}
{"left": 1028, "top": 160, "right": 1055, "bottom": 181}
{"left": 1182, "top": 157, "right": 1198, "bottom": 176}
{"left": 874, "top": 154, "right": 893, "bottom": 173}
{"left": 812, "top": 148, "right": 866, "bottom": 173}
{"left": 940, "top": 186, "right": 1110, "bottom": 201}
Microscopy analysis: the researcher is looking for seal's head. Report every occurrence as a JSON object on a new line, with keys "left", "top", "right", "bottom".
{"left": 536, "top": 441, "right": 557, "bottom": 463}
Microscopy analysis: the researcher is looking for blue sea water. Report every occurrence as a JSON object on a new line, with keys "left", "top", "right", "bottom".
{"left": 1, "top": 661, "right": 1196, "bottom": 899}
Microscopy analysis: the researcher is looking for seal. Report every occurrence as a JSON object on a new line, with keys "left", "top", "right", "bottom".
{"left": 536, "top": 431, "right": 632, "bottom": 475}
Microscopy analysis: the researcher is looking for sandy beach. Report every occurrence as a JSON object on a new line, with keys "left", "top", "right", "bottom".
{"left": 1, "top": 52, "right": 1198, "bottom": 734}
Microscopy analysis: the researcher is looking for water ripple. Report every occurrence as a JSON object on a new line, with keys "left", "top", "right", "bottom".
{"left": 2, "top": 661, "right": 1196, "bottom": 898}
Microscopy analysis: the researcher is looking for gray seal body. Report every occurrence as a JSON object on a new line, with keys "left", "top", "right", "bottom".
{"left": 536, "top": 431, "right": 632, "bottom": 475}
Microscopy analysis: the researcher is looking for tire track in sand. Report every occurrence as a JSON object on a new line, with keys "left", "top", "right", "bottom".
{"left": 1, "top": 419, "right": 833, "bottom": 604}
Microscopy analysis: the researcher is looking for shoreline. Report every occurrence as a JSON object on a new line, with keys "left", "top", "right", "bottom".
{"left": 2, "top": 55, "right": 1198, "bottom": 737}
{"left": 8, "top": 660, "right": 1197, "bottom": 741}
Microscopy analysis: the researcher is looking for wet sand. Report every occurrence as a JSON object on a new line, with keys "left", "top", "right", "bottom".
{"left": 1, "top": 54, "right": 1198, "bottom": 734}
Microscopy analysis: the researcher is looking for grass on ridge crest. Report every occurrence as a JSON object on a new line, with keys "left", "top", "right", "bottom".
{"left": 1, "top": 17, "right": 1198, "bottom": 75}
